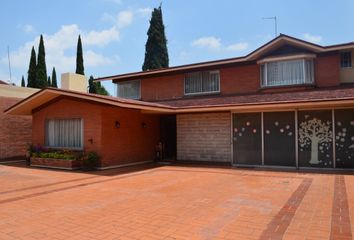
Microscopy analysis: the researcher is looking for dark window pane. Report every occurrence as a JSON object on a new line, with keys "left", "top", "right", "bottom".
{"left": 298, "top": 111, "right": 333, "bottom": 168}
{"left": 264, "top": 112, "right": 296, "bottom": 166}
{"left": 233, "top": 113, "right": 262, "bottom": 165}
{"left": 335, "top": 109, "right": 354, "bottom": 168}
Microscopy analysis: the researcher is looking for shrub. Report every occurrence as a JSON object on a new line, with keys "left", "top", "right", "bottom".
{"left": 82, "top": 152, "right": 100, "bottom": 170}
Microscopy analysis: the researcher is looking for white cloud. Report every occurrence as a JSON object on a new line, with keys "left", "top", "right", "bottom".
{"left": 191, "top": 36, "right": 249, "bottom": 53}
{"left": 23, "top": 24, "right": 35, "bottom": 33}
{"left": 191, "top": 36, "right": 221, "bottom": 51}
{"left": 116, "top": 10, "right": 134, "bottom": 28}
{"left": 136, "top": 8, "right": 152, "bottom": 17}
{"left": 303, "top": 33, "right": 323, "bottom": 44}
{"left": 226, "top": 42, "right": 249, "bottom": 52}
{"left": 1, "top": 24, "right": 118, "bottom": 82}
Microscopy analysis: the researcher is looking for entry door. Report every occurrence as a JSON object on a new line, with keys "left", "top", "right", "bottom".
{"left": 263, "top": 111, "right": 296, "bottom": 166}
{"left": 160, "top": 115, "right": 177, "bottom": 160}
{"left": 233, "top": 113, "right": 262, "bottom": 165}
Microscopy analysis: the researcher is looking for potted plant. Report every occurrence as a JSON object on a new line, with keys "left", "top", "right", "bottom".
{"left": 82, "top": 152, "right": 100, "bottom": 171}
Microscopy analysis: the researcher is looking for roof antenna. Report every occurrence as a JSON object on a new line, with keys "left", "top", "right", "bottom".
{"left": 7, "top": 46, "right": 12, "bottom": 84}
{"left": 263, "top": 16, "right": 278, "bottom": 38}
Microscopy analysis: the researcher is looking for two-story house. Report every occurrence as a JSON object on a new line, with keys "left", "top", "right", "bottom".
{"left": 6, "top": 34, "right": 354, "bottom": 170}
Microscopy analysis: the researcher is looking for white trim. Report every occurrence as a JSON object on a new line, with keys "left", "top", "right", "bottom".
{"left": 96, "top": 160, "right": 153, "bottom": 170}
{"left": 257, "top": 54, "right": 316, "bottom": 64}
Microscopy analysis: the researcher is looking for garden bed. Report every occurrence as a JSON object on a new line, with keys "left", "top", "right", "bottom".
{"left": 30, "top": 157, "right": 82, "bottom": 170}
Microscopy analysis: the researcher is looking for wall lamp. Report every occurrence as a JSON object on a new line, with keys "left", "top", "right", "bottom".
{"left": 115, "top": 121, "right": 120, "bottom": 128}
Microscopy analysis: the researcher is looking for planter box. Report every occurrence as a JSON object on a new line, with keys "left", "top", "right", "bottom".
{"left": 30, "top": 157, "right": 82, "bottom": 170}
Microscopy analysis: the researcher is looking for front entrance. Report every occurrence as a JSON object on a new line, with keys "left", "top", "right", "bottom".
{"left": 232, "top": 108, "right": 354, "bottom": 169}
{"left": 160, "top": 115, "right": 177, "bottom": 160}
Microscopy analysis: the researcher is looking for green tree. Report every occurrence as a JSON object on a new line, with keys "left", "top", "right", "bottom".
{"left": 75, "top": 35, "right": 85, "bottom": 75}
{"left": 47, "top": 76, "right": 51, "bottom": 86}
{"left": 21, "top": 75, "right": 25, "bottom": 87}
{"left": 51, "top": 67, "right": 57, "bottom": 88}
{"left": 27, "top": 47, "right": 37, "bottom": 88}
{"left": 36, "top": 35, "right": 47, "bottom": 88}
{"left": 142, "top": 5, "right": 169, "bottom": 71}
{"left": 88, "top": 75, "right": 109, "bottom": 95}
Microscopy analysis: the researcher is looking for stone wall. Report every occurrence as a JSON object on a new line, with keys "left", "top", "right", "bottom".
{"left": 177, "top": 112, "right": 231, "bottom": 162}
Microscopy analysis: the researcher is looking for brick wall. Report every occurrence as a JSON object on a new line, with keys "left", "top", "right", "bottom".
{"left": 32, "top": 97, "right": 160, "bottom": 167}
{"left": 32, "top": 98, "right": 103, "bottom": 157}
{"left": 0, "top": 97, "right": 32, "bottom": 160}
{"left": 177, "top": 112, "right": 231, "bottom": 162}
{"left": 100, "top": 106, "right": 160, "bottom": 167}
{"left": 315, "top": 53, "right": 340, "bottom": 87}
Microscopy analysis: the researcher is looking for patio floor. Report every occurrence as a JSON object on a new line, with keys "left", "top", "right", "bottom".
{"left": 0, "top": 162, "right": 353, "bottom": 240}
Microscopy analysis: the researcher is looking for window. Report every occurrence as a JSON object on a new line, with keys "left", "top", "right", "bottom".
{"left": 340, "top": 52, "right": 352, "bottom": 68}
{"left": 184, "top": 70, "right": 220, "bottom": 95}
{"left": 117, "top": 80, "right": 141, "bottom": 99}
{"left": 45, "top": 118, "right": 83, "bottom": 149}
{"left": 260, "top": 59, "right": 314, "bottom": 87}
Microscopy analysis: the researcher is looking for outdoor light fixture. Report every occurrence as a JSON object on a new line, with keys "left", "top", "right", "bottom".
{"left": 115, "top": 121, "right": 120, "bottom": 128}
{"left": 142, "top": 122, "right": 147, "bottom": 128}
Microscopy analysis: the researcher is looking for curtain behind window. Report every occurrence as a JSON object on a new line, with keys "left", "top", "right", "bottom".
{"left": 45, "top": 119, "right": 83, "bottom": 148}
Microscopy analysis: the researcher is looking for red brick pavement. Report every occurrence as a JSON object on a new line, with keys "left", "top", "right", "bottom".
{"left": 0, "top": 163, "right": 353, "bottom": 240}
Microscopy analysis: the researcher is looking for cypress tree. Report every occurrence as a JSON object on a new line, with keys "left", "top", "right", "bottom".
{"left": 88, "top": 75, "right": 109, "bottom": 95}
{"left": 36, "top": 35, "right": 47, "bottom": 88}
{"left": 76, "top": 35, "right": 85, "bottom": 75}
{"left": 47, "top": 76, "right": 51, "bottom": 86}
{"left": 27, "top": 47, "right": 37, "bottom": 88}
{"left": 88, "top": 76, "right": 96, "bottom": 93}
{"left": 142, "top": 5, "right": 169, "bottom": 71}
{"left": 21, "top": 75, "right": 25, "bottom": 87}
{"left": 51, "top": 67, "right": 58, "bottom": 88}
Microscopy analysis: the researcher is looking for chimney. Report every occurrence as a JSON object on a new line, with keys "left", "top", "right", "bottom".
{"left": 61, "top": 73, "right": 87, "bottom": 92}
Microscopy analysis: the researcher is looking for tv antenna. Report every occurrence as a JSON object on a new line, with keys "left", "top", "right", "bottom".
{"left": 263, "top": 16, "right": 278, "bottom": 38}
{"left": 7, "top": 46, "right": 12, "bottom": 83}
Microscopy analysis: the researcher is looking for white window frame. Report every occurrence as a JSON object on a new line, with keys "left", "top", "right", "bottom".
{"left": 184, "top": 70, "right": 221, "bottom": 96}
{"left": 116, "top": 80, "right": 141, "bottom": 100}
{"left": 340, "top": 51, "right": 352, "bottom": 68}
{"left": 45, "top": 118, "right": 84, "bottom": 150}
{"left": 259, "top": 58, "right": 315, "bottom": 88}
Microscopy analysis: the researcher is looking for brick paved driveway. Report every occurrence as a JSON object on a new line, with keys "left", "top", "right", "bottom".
{"left": 0, "top": 163, "right": 353, "bottom": 240}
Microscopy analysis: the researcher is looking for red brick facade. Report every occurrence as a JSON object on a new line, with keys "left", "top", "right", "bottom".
{"left": 0, "top": 97, "right": 32, "bottom": 161}
{"left": 32, "top": 98, "right": 160, "bottom": 167}
{"left": 137, "top": 53, "right": 341, "bottom": 102}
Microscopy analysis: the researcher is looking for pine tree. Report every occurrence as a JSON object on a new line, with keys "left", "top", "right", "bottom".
{"left": 51, "top": 67, "right": 58, "bottom": 88}
{"left": 76, "top": 35, "right": 85, "bottom": 75}
{"left": 27, "top": 47, "right": 37, "bottom": 88}
{"left": 21, "top": 75, "right": 25, "bottom": 87}
{"left": 88, "top": 75, "right": 109, "bottom": 95}
{"left": 47, "top": 76, "right": 51, "bottom": 86}
{"left": 36, "top": 35, "right": 47, "bottom": 88}
{"left": 142, "top": 5, "right": 169, "bottom": 71}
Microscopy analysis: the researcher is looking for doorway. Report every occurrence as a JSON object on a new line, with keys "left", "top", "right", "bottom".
{"left": 160, "top": 115, "right": 177, "bottom": 160}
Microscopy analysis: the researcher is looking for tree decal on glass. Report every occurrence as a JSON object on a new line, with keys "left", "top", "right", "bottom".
{"left": 335, "top": 109, "right": 354, "bottom": 168}
{"left": 299, "top": 117, "right": 332, "bottom": 164}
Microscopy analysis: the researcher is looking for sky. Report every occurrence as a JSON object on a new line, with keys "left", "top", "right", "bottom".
{"left": 1, "top": 0, "right": 354, "bottom": 95}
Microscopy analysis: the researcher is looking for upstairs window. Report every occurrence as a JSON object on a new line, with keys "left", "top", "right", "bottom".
{"left": 340, "top": 52, "right": 352, "bottom": 68}
{"left": 260, "top": 59, "right": 314, "bottom": 87}
{"left": 45, "top": 118, "right": 83, "bottom": 149}
{"left": 184, "top": 70, "right": 220, "bottom": 95}
{"left": 117, "top": 80, "right": 141, "bottom": 99}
